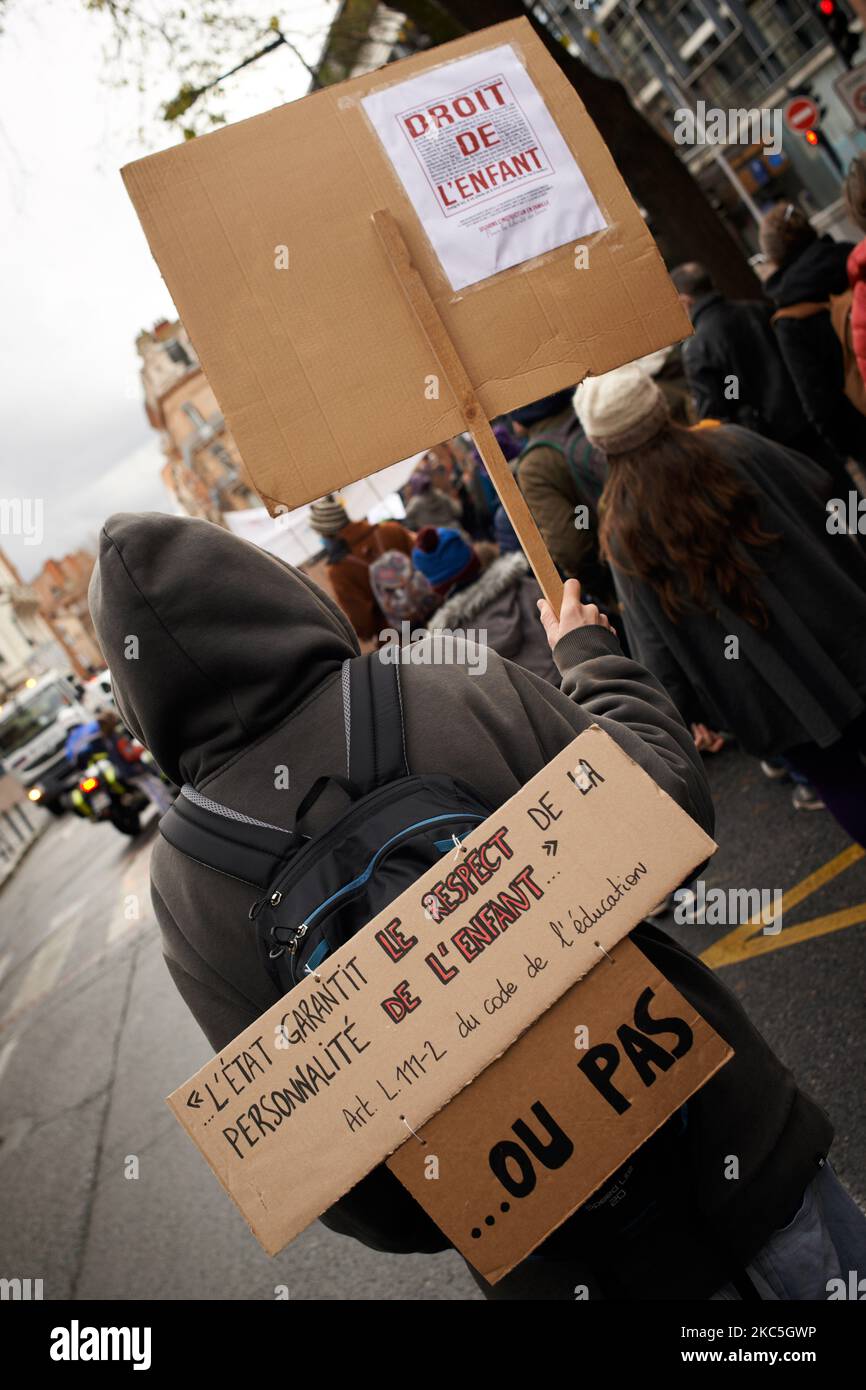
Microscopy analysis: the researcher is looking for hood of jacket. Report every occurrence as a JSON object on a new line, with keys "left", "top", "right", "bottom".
{"left": 88, "top": 512, "right": 359, "bottom": 787}
{"left": 765, "top": 235, "right": 854, "bottom": 307}
{"left": 424, "top": 550, "right": 557, "bottom": 682}
{"left": 848, "top": 239, "right": 866, "bottom": 287}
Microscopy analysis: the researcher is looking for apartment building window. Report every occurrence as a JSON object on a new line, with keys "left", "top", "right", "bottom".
{"left": 210, "top": 442, "right": 236, "bottom": 473}
{"left": 642, "top": 0, "right": 728, "bottom": 49}
{"left": 181, "top": 403, "right": 207, "bottom": 429}
{"left": 165, "top": 339, "right": 192, "bottom": 367}
{"left": 603, "top": 13, "right": 658, "bottom": 90}
{"left": 749, "top": 0, "right": 827, "bottom": 65}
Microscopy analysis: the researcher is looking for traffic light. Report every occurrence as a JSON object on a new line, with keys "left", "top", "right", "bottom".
{"left": 814, "top": 0, "right": 861, "bottom": 67}
{"left": 805, "top": 123, "right": 845, "bottom": 174}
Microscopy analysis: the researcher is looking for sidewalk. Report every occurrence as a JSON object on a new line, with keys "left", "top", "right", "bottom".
{"left": 0, "top": 777, "right": 47, "bottom": 890}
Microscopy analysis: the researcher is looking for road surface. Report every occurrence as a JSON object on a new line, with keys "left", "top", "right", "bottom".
{"left": 0, "top": 747, "right": 863, "bottom": 1300}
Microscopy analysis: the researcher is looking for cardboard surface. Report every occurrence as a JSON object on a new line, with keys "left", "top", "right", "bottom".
{"left": 122, "top": 18, "right": 690, "bottom": 513}
{"left": 388, "top": 936, "right": 732, "bottom": 1283}
{"left": 166, "top": 725, "right": 715, "bottom": 1257}
{"left": 372, "top": 207, "right": 564, "bottom": 609}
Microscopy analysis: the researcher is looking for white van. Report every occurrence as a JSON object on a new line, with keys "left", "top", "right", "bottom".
{"left": 0, "top": 672, "right": 89, "bottom": 811}
{"left": 82, "top": 668, "right": 114, "bottom": 714}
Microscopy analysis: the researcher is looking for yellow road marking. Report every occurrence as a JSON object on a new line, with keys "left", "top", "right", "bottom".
{"left": 704, "top": 903, "right": 866, "bottom": 967}
{"left": 701, "top": 844, "right": 865, "bottom": 969}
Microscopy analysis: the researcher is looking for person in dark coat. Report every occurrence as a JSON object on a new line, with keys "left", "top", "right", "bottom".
{"left": 761, "top": 203, "right": 865, "bottom": 464}
{"left": 672, "top": 260, "right": 832, "bottom": 462}
{"left": 89, "top": 511, "right": 857, "bottom": 1300}
{"left": 403, "top": 469, "right": 463, "bottom": 531}
{"left": 844, "top": 154, "right": 866, "bottom": 390}
{"left": 510, "top": 389, "right": 614, "bottom": 603}
{"left": 575, "top": 362, "right": 866, "bottom": 846}
{"left": 466, "top": 420, "right": 522, "bottom": 540}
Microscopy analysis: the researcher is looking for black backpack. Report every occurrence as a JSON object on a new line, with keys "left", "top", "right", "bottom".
{"left": 159, "top": 652, "right": 493, "bottom": 999}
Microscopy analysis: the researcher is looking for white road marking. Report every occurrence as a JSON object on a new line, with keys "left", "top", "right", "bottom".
{"left": 0, "top": 951, "right": 9, "bottom": 988}
{"left": 106, "top": 911, "right": 137, "bottom": 945}
{"left": 107, "top": 847, "right": 154, "bottom": 945}
{"left": 6, "top": 917, "right": 80, "bottom": 1018}
{"left": 59, "top": 822, "right": 75, "bottom": 841}
{"left": 49, "top": 896, "right": 86, "bottom": 930}
{"left": 0, "top": 1036, "right": 18, "bottom": 1088}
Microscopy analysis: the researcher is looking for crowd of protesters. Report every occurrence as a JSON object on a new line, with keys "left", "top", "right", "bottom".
{"left": 309, "top": 159, "right": 866, "bottom": 850}
{"left": 89, "top": 156, "right": 866, "bottom": 1305}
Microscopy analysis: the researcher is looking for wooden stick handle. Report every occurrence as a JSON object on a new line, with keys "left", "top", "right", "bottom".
{"left": 372, "top": 208, "right": 564, "bottom": 615}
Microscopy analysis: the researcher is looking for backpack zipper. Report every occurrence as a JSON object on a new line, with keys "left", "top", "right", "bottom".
{"left": 249, "top": 776, "right": 485, "bottom": 921}
{"left": 269, "top": 811, "right": 484, "bottom": 967}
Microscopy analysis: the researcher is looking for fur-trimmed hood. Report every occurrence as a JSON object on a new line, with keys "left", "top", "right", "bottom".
{"left": 427, "top": 552, "right": 529, "bottom": 629}
{"left": 427, "top": 552, "right": 558, "bottom": 684}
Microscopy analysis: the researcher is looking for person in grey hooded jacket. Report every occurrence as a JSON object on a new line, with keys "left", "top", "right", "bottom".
{"left": 89, "top": 511, "right": 840, "bottom": 1301}
{"left": 413, "top": 526, "right": 558, "bottom": 684}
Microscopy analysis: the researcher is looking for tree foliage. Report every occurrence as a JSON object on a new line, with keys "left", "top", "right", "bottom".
{"left": 3, "top": 1, "right": 329, "bottom": 140}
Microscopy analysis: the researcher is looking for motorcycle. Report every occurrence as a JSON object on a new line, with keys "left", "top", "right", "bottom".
{"left": 68, "top": 751, "right": 148, "bottom": 836}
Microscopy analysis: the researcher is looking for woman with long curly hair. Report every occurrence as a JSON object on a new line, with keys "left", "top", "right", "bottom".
{"left": 573, "top": 363, "right": 866, "bottom": 846}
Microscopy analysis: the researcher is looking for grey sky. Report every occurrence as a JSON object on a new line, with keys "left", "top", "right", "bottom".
{"left": 1, "top": 0, "right": 335, "bottom": 579}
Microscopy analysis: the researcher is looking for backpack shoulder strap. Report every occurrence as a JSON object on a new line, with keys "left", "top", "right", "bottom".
{"left": 344, "top": 653, "right": 409, "bottom": 792}
{"left": 565, "top": 439, "right": 606, "bottom": 505}
{"left": 158, "top": 784, "right": 302, "bottom": 891}
{"left": 829, "top": 287, "right": 854, "bottom": 333}
{"left": 160, "top": 656, "right": 410, "bottom": 883}
{"left": 518, "top": 435, "right": 565, "bottom": 464}
{"left": 771, "top": 301, "right": 829, "bottom": 324}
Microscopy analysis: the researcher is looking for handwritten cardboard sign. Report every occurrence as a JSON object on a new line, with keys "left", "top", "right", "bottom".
{"left": 167, "top": 725, "right": 715, "bottom": 1256}
{"left": 388, "top": 936, "right": 732, "bottom": 1283}
{"left": 122, "top": 18, "right": 690, "bottom": 512}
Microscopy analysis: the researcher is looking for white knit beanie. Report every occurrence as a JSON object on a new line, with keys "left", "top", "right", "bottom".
{"left": 309, "top": 494, "right": 350, "bottom": 535}
{"left": 573, "top": 362, "right": 670, "bottom": 455}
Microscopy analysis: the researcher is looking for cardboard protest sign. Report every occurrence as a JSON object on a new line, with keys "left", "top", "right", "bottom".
{"left": 166, "top": 725, "right": 715, "bottom": 1256}
{"left": 361, "top": 43, "right": 606, "bottom": 291}
{"left": 388, "top": 936, "right": 732, "bottom": 1283}
{"left": 122, "top": 18, "right": 690, "bottom": 514}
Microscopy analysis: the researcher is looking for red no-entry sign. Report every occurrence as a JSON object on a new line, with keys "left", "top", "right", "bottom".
{"left": 785, "top": 96, "right": 819, "bottom": 132}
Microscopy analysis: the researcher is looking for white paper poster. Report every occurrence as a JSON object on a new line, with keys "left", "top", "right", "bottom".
{"left": 362, "top": 43, "right": 607, "bottom": 292}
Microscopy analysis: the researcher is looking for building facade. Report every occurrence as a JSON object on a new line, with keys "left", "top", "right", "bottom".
{"left": 315, "top": 2, "right": 866, "bottom": 250}
{"left": 137, "top": 318, "right": 260, "bottom": 523}
{"left": 537, "top": 0, "right": 866, "bottom": 248}
{"left": 312, "top": 1, "right": 413, "bottom": 87}
{"left": 31, "top": 551, "right": 104, "bottom": 679}
{"left": 0, "top": 552, "right": 69, "bottom": 694}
